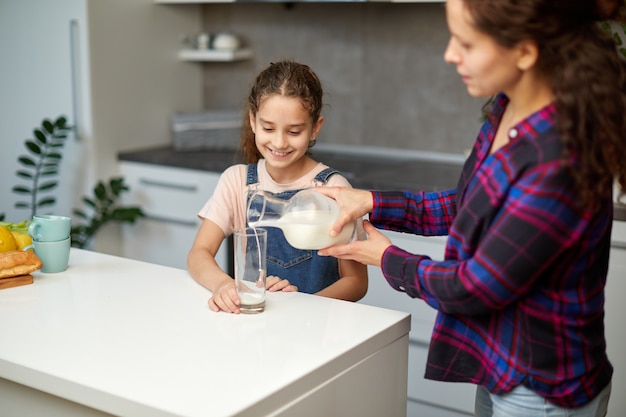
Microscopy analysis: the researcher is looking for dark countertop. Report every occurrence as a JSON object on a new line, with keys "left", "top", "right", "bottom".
{"left": 118, "top": 145, "right": 626, "bottom": 222}
{"left": 118, "top": 145, "right": 463, "bottom": 192}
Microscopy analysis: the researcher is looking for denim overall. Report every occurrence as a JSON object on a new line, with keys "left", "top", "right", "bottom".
{"left": 246, "top": 164, "right": 341, "bottom": 294}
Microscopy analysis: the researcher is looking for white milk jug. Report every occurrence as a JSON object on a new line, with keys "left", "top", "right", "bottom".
{"left": 246, "top": 189, "right": 356, "bottom": 250}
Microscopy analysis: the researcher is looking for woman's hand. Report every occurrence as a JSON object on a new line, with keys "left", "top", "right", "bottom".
{"left": 314, "top": 187, "right": 373, "bottom": 237}
{"left": 319, "top": 220, "right": 392, "bottom": 267}
{"left": 266, "top": 275, "right": 298, "bottom": 292}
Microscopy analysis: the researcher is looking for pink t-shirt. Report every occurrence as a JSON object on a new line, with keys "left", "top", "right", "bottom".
{"left": 198, "top": 159, "right": 361, "bottom": 238}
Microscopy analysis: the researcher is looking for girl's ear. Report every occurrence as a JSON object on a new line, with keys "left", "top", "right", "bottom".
{"left": 312, "top": 115, "right": 324, "bottom": 139}
{"left": 516, "top": 39, "right": 539, "bottom": 72}
{"left": 249, "top": 111, "right": 256, "bottom": 134}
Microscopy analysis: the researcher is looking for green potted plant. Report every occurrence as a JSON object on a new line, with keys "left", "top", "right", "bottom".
{"left": 1, "top": 115, "right": 144, "bottom": 249}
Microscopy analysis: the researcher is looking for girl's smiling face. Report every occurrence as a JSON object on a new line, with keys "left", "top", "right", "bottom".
{"left": 250, "top": 94, "right": 323, "bottom": 181}
{"left": 443, "top": 0, "right": 525, "bottom": 98}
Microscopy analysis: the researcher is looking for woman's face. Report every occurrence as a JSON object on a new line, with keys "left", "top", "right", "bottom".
{"left": 443, "top": 0, "right": 524, "bottom": 98}
{"left": 250, "top": 94, "right": 321, "bottom": 173}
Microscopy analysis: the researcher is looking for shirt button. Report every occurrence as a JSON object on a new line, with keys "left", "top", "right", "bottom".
{"left": 399, "top": 286, "right": 405, "bottom": 291}
{"left": 509, "top": 128, "right": 518, "bottom": 138}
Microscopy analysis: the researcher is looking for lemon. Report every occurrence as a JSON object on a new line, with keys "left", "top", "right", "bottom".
{"left": 10, "top": 231, "right": 32, "bottom": 251}
{"left": 0, "top": 226, "right": 18, "bottom": 253}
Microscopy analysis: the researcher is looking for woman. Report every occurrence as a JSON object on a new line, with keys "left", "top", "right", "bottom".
{"left": 317, "top": 0, "right": 626, "bottom": 415}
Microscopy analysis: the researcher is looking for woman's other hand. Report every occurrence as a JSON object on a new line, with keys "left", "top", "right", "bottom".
{"left": 314, "top": 187, "right": 374, "bottom": 237}
{"left": 319, "top": 220, "right": 391, "bottom": 267}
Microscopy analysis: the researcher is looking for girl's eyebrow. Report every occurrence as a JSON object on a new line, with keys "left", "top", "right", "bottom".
{"left": 259, "top": 118, "right": 306, "bottom": 129}
{"left": 257, "top": 117, "right": 274, "bottom": 125}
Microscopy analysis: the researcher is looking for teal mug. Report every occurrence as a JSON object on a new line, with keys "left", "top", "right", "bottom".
{"left": 24, "top": 237, "right": 71, "bottom": 273}
{"left": 29, "top": 215, "right": 71, "bottom": 242}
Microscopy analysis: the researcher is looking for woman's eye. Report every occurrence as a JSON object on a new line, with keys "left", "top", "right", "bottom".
{"left": 262, "top": 127, "right": 274, "bottom": 132}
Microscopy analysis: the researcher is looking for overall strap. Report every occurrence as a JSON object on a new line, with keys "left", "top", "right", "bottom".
{"left": 246, "top": 163, "right": 259, "bottom": 186}
{"left": 313, "top": 167, "right": 340, "bottom": 185}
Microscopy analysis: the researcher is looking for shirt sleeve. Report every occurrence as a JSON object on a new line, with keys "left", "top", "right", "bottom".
{"left": 379, "top": 162, "right": 597, "bottom": 316}
{"left": 370, "top": 189, "right": 457, "bottom": 236}
{"left": 197, "top": 165, "right": 247, "bottom": 237}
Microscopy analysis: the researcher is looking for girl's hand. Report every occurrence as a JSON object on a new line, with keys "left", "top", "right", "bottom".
{"left": 208, "top": 280, "right": 241, "bottom": 314}
{"left": 319, "top": 220, "right": 392, "bottom": 267}
{"left": 266, "top": 275, "right": 298, "bottom": 292}
{"left": 314, "top": 187, "right": 373, "bottom": 237}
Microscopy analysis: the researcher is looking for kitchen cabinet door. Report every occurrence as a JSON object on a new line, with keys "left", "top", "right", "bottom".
{"left": 605, "top": 221, "right": 626, "bottom": 417}
{"left": 120, "top": 162, "right": 229, "bottom": 271}
{"left": 359, "top": 230, "right": 475, "bottom": 415}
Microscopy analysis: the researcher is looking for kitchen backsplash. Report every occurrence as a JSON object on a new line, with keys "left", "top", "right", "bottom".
{"left": 199, "top": 2, "right": 485, "bottom": 155}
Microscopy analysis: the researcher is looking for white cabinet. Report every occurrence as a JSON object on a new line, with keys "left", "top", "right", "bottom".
{"left": 119, "top": 162, "right": 228, "bottom": 271}
{"left": 605, "top": 220, "right": 626, "bottom": 417}
{"left": 359, "top": 230, "right": 474, "bottom": 416}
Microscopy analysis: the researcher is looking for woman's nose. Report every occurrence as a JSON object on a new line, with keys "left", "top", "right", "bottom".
{"left": 443, "top": 39, "right": 458, "bottom": 64}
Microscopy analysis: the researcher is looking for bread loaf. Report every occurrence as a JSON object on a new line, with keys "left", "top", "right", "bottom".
{"left": 0, "top": 250, "right": 42, "bottom": 279}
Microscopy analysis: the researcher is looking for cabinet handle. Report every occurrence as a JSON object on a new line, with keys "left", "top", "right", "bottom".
{"left": 612, "top": 241, "right": 626, "bottom": 250}
{"left": 139, "top": 178, "right": 198, "bottom": 192}
{"left": 69, "top": 19, "right": 82, "bottom": 141}
{"left": 145, "top": 214, "right": 198, "bottom": 228}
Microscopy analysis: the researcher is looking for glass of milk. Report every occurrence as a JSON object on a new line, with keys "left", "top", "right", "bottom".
{"left": 234, "top": 227, "right": 267, "bottom": 314}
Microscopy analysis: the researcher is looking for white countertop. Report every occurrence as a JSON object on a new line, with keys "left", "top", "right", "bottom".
{"left": 0, "top": 249, "right": 410, "bottom": 417}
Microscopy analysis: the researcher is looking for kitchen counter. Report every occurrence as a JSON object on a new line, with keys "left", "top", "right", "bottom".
{"left": 0, "top": 249, "right": 410, "bottom": 417}
{"left": 118, "top": 145, "right": 626, "bottom": 221}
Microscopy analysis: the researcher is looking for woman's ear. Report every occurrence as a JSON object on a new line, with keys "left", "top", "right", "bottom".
{"left": 249, "top": 111, "right": 256, "bottom": 134}
{"left": 516, "top": 39, "right": 539, "bottom": 71}
{"left": 312, "top": 115, "right": 324, "bottom": 139}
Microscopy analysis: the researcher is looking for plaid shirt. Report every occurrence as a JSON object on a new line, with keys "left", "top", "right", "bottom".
{"left": 372, "top": 94, "right": 613, "bottom": 408}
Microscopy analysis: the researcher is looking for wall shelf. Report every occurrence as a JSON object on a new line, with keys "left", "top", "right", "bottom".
{"left": 178, "top": 48, "right": 252, "bottom": 62}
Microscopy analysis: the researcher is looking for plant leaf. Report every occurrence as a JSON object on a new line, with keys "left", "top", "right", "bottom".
{"left": 40, "top": 169, "right": 59, "bottom": 177}
{"left": 25, "top": 140, "right": 42, "bottom": 154}
{"left": 94, "top": 182, "right": 107, "bottom": 201}
{"left": 34, "top": 129, "right": 47, "bottom": 144}
{"left": 16, "top": 170, "right": 33, "bottom": 179}
{"left": 72, "top": 209, "right": 89, "bottom": 220}
{"left": 15, "top": 202, "right": 30, "bottom": 209}
{"left": 82, "top": 197, "right": 97, "bottom": 210}
{"left": 37, "top": 181, "right": 58, "bottom": 191}
{"left": 42, "top": 119, "right": 54, "bottom": 134}
{"left": 18, "top": 156, "right": 36, "bottom": 167}
{"left": 55, "top": 116, "right": 68, "bottom": 128}
{"left": 45, "top": 152, "right": 62, "bottom": 160}
{"left": 111, "top": 207, "right": 145, "bottom": 222}
{"left": 12, "top": 185, "right": 32, "bottom": 194}
{"left": 37, "top": 197, "right": 56, "bottom": 207}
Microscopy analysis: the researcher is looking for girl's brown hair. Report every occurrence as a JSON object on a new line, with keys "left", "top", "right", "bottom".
{"left": 468, "top": 0, "right": 626, "bottom": 209}
{"left": 240, "top": 61, "right": 324, "bottom": 163}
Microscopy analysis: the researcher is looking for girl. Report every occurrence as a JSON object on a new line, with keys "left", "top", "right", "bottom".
{"left": 317, "top": 0, "right": 626, "bottom": 415}
{"left": 188, "top": 61, "right": 368, "bottom": 314}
